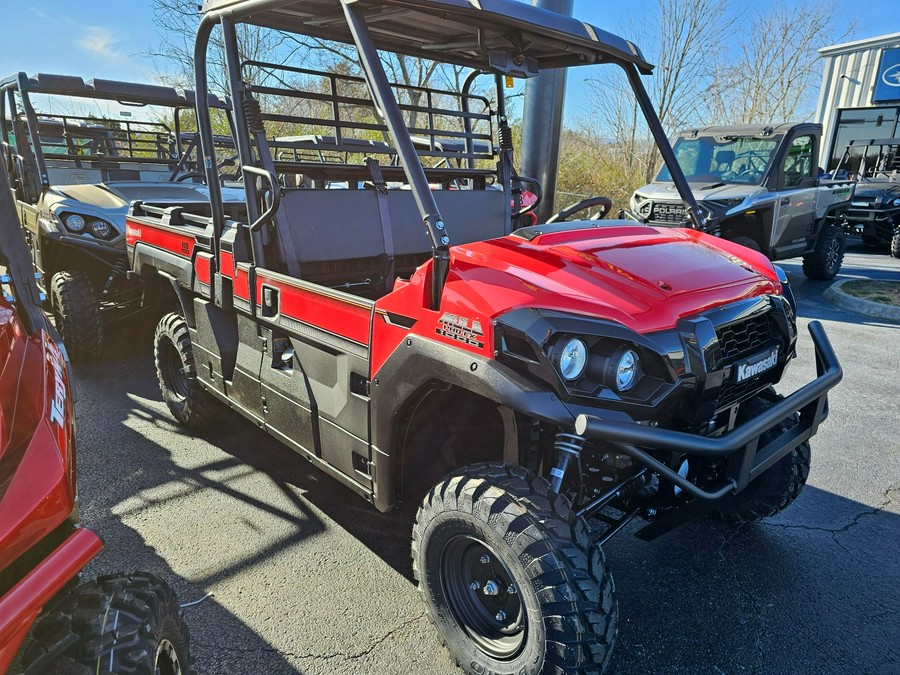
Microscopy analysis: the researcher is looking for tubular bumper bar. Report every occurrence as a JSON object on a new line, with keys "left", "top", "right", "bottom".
{"left": 575, "top": 321, "right": 842, "bottom": 500}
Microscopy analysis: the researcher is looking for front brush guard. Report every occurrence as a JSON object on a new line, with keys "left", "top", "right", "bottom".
{"left": 575, "top": 321, "right": 842, "bottom": 501}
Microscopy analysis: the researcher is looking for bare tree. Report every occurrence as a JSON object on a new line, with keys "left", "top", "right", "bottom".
{"left": 708, "top": 0, "right": 854, "bottom": 124}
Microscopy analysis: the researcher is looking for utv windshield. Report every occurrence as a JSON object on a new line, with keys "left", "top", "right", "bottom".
{"left": 655, "top": 135, "right": 781, "bottom": 186}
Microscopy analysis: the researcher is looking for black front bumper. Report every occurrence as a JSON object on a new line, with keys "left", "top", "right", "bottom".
{"left": 575, "top": 321, "right": 841, "bottom": 501}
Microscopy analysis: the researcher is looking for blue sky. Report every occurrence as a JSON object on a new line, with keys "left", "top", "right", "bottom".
{"left": 1, "top": 0, "right": 897, "bottom": 120}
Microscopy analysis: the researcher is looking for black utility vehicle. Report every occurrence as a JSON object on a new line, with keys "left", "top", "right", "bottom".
{"left": 0, "top": 73, "right": 241, "bottom": 360}
{"left": 833, "top": 138, "right": 900, "bottom": 257}
{"left": 125, "top": 1, "right": 842, "bottom": 673}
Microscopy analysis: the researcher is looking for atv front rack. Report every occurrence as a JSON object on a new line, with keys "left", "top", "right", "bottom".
{"left": 575, "top": 320, "right": 841, "bottom": 509}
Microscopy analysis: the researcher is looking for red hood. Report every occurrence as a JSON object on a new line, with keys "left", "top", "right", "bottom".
{"left": 441, "top": 225, "right": 780, "bottom": 334}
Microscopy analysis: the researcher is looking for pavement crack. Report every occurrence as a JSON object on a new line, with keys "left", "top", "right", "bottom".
{"left": 764, "top": 483, "right": 898, "bottom": 550}
{"left": 195, "top": 611, "right": 427, "bottom": 662}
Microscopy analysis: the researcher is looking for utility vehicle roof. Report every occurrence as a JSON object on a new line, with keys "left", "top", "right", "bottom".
{"left": 676, "top": 122, "right": 819, "bottom": 138}
{"left": 0, "top": 72, "right": 230, "bottom": 109}
{"left": 200, "top": 0, "right": 653, "bottom": 74}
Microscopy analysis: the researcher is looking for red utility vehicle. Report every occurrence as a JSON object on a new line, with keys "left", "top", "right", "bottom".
{"left": 126, "top": 1, "right": 842, "bottom": 672}
{"left": 0, "top": 161, "right": 191, "bottom": 674}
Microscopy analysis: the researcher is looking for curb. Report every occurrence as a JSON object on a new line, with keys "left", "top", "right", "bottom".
{"left": 823, "top": 279, "right": 900, "bottom": 322}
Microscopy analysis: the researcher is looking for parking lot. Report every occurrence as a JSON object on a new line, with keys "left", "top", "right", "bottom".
{"left": 75, "top": 242, "right": 899, "bottom": 675}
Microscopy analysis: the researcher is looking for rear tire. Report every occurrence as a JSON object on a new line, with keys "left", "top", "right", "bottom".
{"left": 802, "top": 223, "right": 845, "bottom": 280}
{"left": 21, "top": 572, "right": 192, "bottom": 674}
{"left": 413, "top": 463, "right": 617, "bottom": 674}
{"left": 891, "top": 231, "right": 900, "bottom": 259}
{"left": 50, "top": 270, "right": 102, "bottom": 362}
{"left": 729, "top": 235, "right": 761, "bottom": 253}
{"left": 710, "top": 393, "right": 811, "bottom": 524}
{"left": 154, "top": 312, "right": 217, "bottom": 428}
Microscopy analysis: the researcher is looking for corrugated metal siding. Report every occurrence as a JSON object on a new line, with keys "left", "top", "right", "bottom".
{"left": 817, "top": 33, "right": 900, "bottom": 163}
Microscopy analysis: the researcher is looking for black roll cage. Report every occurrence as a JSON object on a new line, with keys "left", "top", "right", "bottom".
{"left": 194, "top": 0, "right": 703, "bottom": 309}
{"left": 0, "top": 72, "right": 234, "bottom": 197}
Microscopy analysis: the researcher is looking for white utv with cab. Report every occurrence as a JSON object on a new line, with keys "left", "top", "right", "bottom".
{"left": 630, "top": 123, "right": 854, "bottom": 280}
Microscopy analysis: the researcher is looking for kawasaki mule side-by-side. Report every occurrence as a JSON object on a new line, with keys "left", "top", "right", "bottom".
{"left": 630, "top": 123, "right": 854, "bottom": 279}
{"left": 125, "top": 1, "right": 842, "bottom": 672}
{"left": 0, "top": 160, "right": 192, "bottom": 674}
{"left": 0, "top": 73, "right": 245, "bottom": 360}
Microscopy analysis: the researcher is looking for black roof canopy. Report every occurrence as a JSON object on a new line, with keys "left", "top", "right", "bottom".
{"left": 0, "top": 72, "right": 230, "bottom": 109}
{"left": 200, "top": 0, "right": 653, "bottom": 74}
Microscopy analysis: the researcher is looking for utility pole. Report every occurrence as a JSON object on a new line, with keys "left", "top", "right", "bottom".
{"left": 519, "top": 0, "right": 574, "bottom": 223}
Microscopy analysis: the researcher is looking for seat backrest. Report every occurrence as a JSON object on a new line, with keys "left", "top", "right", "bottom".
{"left": 275, "top": 187, "right": 508, "bottom": 268}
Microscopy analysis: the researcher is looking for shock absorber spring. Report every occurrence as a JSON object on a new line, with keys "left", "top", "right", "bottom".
{"left": 102, "top": 257, "right": 128, "bottom": 294}
{"left": 549, "top": 432, "right": 584, "bottom": 495}
{"left": 497, "top": 116, "right": 513, "bottom": 153}
{"left": 242, "top": 95, "right": 265, "bottom": 134}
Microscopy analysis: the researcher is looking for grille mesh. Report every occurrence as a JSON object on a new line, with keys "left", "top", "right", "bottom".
{"left": 714, "top": 312, "right": 775, "bottom": 410}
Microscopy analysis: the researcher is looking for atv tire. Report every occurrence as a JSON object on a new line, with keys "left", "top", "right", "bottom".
{"left": 413, "top": 463, "right": 617, "bottom": 674}
{"left": 891, "top": 231, "right": 900, "bottom": 259}
{"left": 730, "top": 235, "right": 761, "bottom": 253}
{"left": 154, "top": 312, "right": 217, "bottom": 428}
{"left": 710, "top": 393, "right": 811, "bottom": 525}
{"left": 802, "top": 223, "right": 845, "bottom": 280}
{"left": 21, "top": 572, "right": 192, "bottom": 675}
{"left": 50, "top": 270, "right": 102, "bottom": 362}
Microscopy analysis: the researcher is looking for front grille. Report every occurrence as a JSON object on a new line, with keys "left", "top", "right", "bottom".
{"left": 716, "top": 313, "right": 772, "bottom": 361}
{"left": 714, "top": 312, "right": 775, "bottom": 410}
{"left": 651, "top": 202, "right": 687, "bottom": 223}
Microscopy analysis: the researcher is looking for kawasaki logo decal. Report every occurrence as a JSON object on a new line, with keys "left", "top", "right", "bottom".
{"left": 735, "top": 347, "right": 779, "bottom": 383}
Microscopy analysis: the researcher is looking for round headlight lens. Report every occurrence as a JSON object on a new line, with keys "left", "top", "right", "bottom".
{"left": 614, "top": 349, "right": 641, "bottom": 392}
{"left": 90, "top": 220, "right": 112, "bottom": 238}
{"left": 558, "top": 338, "right": 588, "bottom": 381}
{"left": 65, "top": 214, "right": 86, "bottom": 232}
{"left": 892, "top": 197, "right": 900, "bottom": 207}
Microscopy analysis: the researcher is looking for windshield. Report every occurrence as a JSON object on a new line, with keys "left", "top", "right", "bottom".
{"left": 655, "top": 135, "right": 781, "bottom": 186}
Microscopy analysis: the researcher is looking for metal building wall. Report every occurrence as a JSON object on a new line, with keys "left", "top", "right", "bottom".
{"left": 816, "top": 32, "right": 900, "bottom": 164}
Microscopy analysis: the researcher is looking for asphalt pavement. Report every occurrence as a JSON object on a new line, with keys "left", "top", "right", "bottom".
{"left": 74, "top": 239, "right": 899, "bottom": 675}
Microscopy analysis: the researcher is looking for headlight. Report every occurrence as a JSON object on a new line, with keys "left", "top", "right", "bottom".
{"left": 558, "top": 337, "right": 587, "bottom": 381}
{"left": 892, "top": 197, "right": 900, "bottom": 207}
{"left": 65, "top": 214, "right": 86, "bottom": 232}
{"left": 612, "top": 348, "right": 641, "bottom": 392}
{"left": 90, "top": 220, "right": 112, "bottom": 238}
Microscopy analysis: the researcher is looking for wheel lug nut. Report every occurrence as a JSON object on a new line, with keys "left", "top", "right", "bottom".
{"left": 480, "top": 554, "right": 491, "bottom": 564}
{"left": 507, "top": 584, "right": 517, "bottom": 595}
{"left": 469, "top": 581, "right": 480, "bottom": 591}
{"left": 483, "top": 580, "right": 500, "bottom": 596}
{"left": 495, "top": 611, "right": 506, "bottom": 621}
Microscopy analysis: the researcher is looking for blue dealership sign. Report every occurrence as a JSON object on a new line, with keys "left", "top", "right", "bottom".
{"left": 873, "top": 48, "right": 900, "bottom": 103}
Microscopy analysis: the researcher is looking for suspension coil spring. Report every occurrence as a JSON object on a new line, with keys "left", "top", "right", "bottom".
{"left": 242, "top": 95, "right": 265, "bottom": 134}
{"left": 498, "top": 117, "right": 513, "bottom": 152}
{"left": 549, "top": 432, "right": 585, "bottom": 495}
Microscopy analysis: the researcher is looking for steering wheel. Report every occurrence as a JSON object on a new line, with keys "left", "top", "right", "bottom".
{"left": 174, "top": 172, "right": 207, "bottom": 183}
{"left": 546, "top": 196, "right": 613, "bottom": 224}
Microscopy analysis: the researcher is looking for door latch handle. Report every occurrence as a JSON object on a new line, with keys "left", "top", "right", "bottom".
{"left": 780, "top": 197, "right": 790, "bottom": 206}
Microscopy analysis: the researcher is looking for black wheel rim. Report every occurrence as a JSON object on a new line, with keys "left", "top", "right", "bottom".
{"left": 160, "top": 339, "right": 189, "bottom": 400}
{"left": 440, "top": 535, "right": 526, "bottom": 660}
{"left": 155, "top": 638, "right": 182, "bottom": 675}
{"left": 826, "top": 237, "right": 842, "bottom": 272}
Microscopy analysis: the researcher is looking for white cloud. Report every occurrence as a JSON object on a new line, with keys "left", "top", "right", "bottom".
{"left": 77, "top": 26, "right": 123, "bottom": 60}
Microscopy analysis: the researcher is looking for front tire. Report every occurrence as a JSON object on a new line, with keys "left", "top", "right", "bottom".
{"left": 710, "top": 393, "right": 811, "bottom": 524}
{"left": 21, "top": 572, "right": 192, "bottom": 674}
{"left": 413, "top": 463, "right": 617, "bottom": 674}
{"left": 154, "top": 312, "right": 217, "bottom": 428}
{"left": 729, "top": 235, "right": 761, "bottom": 253}
{"left": 891, "top": 231, "right": 900, "bottom": 259}
{"left": 50, "top": 270, "right": 102, "bottom": 362}
{"left": 802, "top": 223, "right": 845, "bottom": 280}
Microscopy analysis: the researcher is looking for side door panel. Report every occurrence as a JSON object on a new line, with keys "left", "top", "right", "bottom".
{"left": 255, "top": 269, "right": 374, "bottom": 489}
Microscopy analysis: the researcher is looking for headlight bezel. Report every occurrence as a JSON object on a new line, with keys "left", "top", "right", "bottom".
{"left": 58, "top": 212, "right": 117, "bottom": 240}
